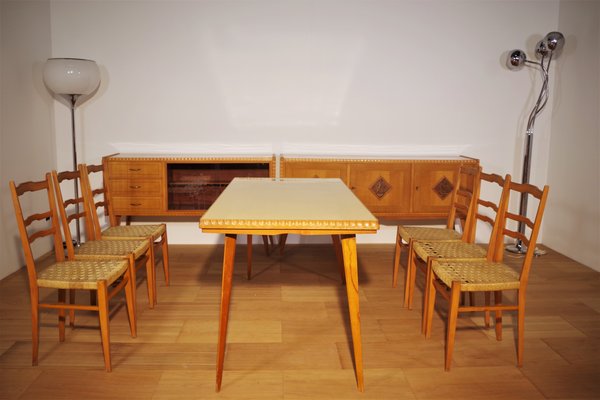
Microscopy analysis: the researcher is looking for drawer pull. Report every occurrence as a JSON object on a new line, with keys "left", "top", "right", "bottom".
{"left": 130, "top": 203, "right": 142, "bottom": 207}
{"left": 129, "top": 185, "right": 142, "bottom": 189}
{"left": 128, "top": 168, "right": 142, "bottom": 172}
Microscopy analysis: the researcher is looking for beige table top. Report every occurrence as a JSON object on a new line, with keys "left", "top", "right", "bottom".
{"left": 200, "top": 178, "right": 379, "bottom": 235}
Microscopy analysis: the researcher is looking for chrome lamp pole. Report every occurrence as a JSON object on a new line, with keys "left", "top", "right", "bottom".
{"left": 43, "top": 58, "right": 101, "bottom": 244}
{"left": 505, "top": 32, "right": 565, "bottom": 255}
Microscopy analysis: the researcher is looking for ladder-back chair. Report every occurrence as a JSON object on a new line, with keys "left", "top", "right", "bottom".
{"left": 9, "top": 174, "right": 136, "bottom": 371}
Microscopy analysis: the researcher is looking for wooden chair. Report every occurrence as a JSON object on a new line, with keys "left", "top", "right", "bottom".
{"left": 80, "top": 162, "right": 170, "bottom": 286}
{"left": 51, "top": 169, "right": 156, "bottom": 308}
{"left": 407, "top": 173, "right": 511, "bottom": 331}
{"left": 424, "top": 181, "right": 549, "bottom": 370}
{"left": 393, "top": 165, "right": 481, "bottom": 291}
{"left": 406, "top": 172, "right": 511, "bottom": 332}
{"left": 9, "top": 174, "right": 136, "bottom": 371}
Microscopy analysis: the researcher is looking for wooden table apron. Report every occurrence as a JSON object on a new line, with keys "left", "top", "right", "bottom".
{"left": 199, "top": 178, "right": 379, "bottom": 392}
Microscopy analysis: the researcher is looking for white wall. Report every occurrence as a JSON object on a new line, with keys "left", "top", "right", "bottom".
{"left": 46, "top": 0, "right": 561, "bottom": 245}
{"left": 1, "top": 1, "right": 598, "bottom": 278}
{"left": 0, "top": 1, "right": 55, "bottom": 279}
{"left": 543, "top": 1, "right": 600, "bottom": 271}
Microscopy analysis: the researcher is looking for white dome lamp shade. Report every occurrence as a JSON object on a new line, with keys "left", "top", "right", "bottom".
{"left": 43, "top": 58, "right": 101, "bottom": 244}
{"left": 43, "top": 58, "right": 101, "bottom": 97}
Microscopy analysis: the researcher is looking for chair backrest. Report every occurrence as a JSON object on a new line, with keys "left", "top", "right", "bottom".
{"left": 471, "top": 172, "right": 512, "bottom": 259}
{"left": 79, "top": 163, "right": 115, "bottom": 241}
{"left": 9, "top": 174, "right": 66, "bottom": 291}
{"left": 51, "top": 169, "right": 90, "bottom": 258}
{"left": 445, "top": 164, "right": 482, "bottom": 241}
{"left": 492, "top": 181, "right": 550, "bottom": 284}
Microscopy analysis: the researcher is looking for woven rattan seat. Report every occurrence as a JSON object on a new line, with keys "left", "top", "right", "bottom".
{"left": 10, "top": 174, "right": 137, "bottom": 372}
{"left": 397, "top": 226, "right": 462, "bottom": 242}
{"left": 38, "top": 260, "right": 129, "bottom": 290}
{"left": 101, "top": 224, "right": 166, "bottom": 239}
{"left": 75, "top": 239, "right": 150, "bottom": 260}
{"left": 423, "top": 180, "right": 549, "bottom": 371}
{"left": 432, "top": 260, "right": 521, "bottom": 292}
{"left": 413, "top": 240, "right": 487, "bottom": 261}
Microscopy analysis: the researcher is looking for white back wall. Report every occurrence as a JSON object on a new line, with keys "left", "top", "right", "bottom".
{"left": 47, "top": 0, "right": 561, "bottom": 246}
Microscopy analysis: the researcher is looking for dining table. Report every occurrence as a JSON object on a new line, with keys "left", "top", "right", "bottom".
{"left": 199, "top": 177, "right": 379, "bottom": 391}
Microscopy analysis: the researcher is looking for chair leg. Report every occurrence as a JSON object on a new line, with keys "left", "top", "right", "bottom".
{"left": 261, "top": 235, "right": 270, "bottom": 256}
{"left": 404, "top": 241, "right": 417, "bottom": 309}
{"left": 392, "top": 229, "right": 402, "bottom": 288}
{"left": 96, "top": 280, "right": 112, "bottom": 372}
{"left": 279, "top": 234, "right": 288, "bottom": 255}
{"left": 145, "top": 252, "right": 156, "bottom": 308}
{"left": 124, "top": 268, "right": 137, "bottom": 338}
{"left": 161, "top": 230, "right": 170, "bottom": 286}
{"left": 517, "top": 289, "right": 525, "bottom": 367}
{"left": 484, "top": 292, "right": 491, "bottom": 328}
{"left": 247, "top": 234, "right": 253, "bottom": 280}
{"left": 424, "top": 268, "right": 437, "bottom": 339}
{"left": 421, "top": 258, "right": 433, "bottom": 334}
{"left": 69, "top": 289, "right": 76, "bottom": 328}
{"left": 30, "top": 290, "right": 39, "bottom": 367}
{"left": 445, "top": 282, "right": 461, "bottom": 371}
{"left": 494, "top": 291, "right": 503, "bottom": 341}
{"left": 58, "top": 289, "right": 66, "bottom": 342}
{"left": 128, "top": 255, "right": 137, "bottom": 310}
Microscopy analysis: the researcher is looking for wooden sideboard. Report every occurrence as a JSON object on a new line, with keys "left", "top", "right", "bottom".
{"left": 103, "top": 154, "right": 478, "bottom": 221}
{"left": 103, "top": 154, "right": 276, "bottom": 218}
{"left": 280, "top": 156, "right": 479, "bottom": 219}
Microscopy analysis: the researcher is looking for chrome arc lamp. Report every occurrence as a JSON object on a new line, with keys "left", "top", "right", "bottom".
{"left": 505, "top": 32, "right": 565, "bottom": 254}
{"left": 43, "top": 58, "right": 101, "bottom": 243}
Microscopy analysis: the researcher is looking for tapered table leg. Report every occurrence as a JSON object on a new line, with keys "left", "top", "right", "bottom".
{"left": 340, "top": 234, "right": 364, "bottom": 392}
{"left": 216, "top": 234, "right": 237, "bottom": 392}
{"left": 331, "top": 235, "right": 346, "bottom": 284}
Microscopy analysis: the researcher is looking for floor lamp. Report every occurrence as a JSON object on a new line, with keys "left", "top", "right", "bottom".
{"left": 505, "top": 32, "right": 565, "bottom": 254}
{"left": 43, "top": 58, "right": 101, "bottom": 244}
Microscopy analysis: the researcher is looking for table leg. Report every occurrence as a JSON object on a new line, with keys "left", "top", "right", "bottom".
{"left": 216, "top": 234, "right": 237, "bottom": 392}
{"left": 247, "top": 234, "right": 253, "bottom": 280}
{"left": 340, "top": 234, "right": 364, "bottom": 392}
{"left": 331, "top": 235, "right": 346, "bottom": 284}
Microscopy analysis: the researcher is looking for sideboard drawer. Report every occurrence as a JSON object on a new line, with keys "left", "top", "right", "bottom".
{"left": 110, "top": 179, "right": 163, "bottom": 196}
{"left": 108, "top": 161, "right": 163, "bottom": 178}
{"left": 111, "top": 196, "right": 163, "bottom": 214}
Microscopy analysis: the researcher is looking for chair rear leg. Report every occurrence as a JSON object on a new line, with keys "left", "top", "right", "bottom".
{"left": 96, "top": 280, "right": 112, "bottom": 372}
{"left": 58, "top": 289, "right": 66, "bottom": 342}
{"left": 445, "top": 282, "right": 461, "bottom": 371}
{"left": 494, "top": 291, "right": 503, "bottom": 341}
{"left": 247, "top": 234, "right": 253, "bottom": 280}
{"left": 161, "top": 230, "right": 170, "bottom": 286}
{"left": 124, "top": 268, "right": 137, "bottom": 338}
{"left": 392, "top": 229, "right": 402, "bottom": 288}
{"left": 30, "top": 292, "right": 40, "bottom": 366}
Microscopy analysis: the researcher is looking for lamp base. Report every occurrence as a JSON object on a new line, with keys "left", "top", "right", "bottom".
{"left": 505, "top": 243, "right": 546, "bottom": 256}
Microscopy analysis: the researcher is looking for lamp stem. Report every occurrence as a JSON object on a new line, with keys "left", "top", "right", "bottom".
{"left": 70, "top": 94, "right": 81, "bottom": 245}
{"left": 508, "top": 56, "right": 552, "bottom": 255}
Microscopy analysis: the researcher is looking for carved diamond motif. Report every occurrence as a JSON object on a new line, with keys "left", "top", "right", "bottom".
{"left": 433, "top": 177, "right": 454, "bottom": 200}
{"left": 370, "top": 177, "right": 392, "bottom": 199}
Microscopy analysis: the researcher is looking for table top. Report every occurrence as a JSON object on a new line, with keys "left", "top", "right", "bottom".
{"left": 200, "top": 178, "right": 379, "bottom": 235}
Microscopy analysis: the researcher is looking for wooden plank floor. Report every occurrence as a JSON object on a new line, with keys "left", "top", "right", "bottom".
{"left": 1, "top": 243, "right": 599, "bottom": 399}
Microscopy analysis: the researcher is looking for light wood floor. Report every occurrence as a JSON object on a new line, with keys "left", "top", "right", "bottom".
{"left": 1, "top": 243, "right": 599, "bottom": 399}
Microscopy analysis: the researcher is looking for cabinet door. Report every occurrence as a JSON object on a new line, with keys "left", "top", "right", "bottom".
{"left": 348, "top": 162, "right": 411, "bottom": 215}
{"left": 412, "top": 162, "right": 460, "bottom": 214}
{"left": 282, "top": 161, "right": 348, "bottom": 184}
